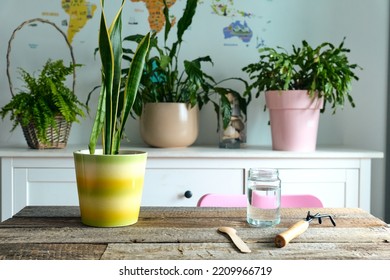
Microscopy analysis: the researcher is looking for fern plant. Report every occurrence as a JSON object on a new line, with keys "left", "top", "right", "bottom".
{"left": 0, "top": 59, "right": 87, "bottom": 144}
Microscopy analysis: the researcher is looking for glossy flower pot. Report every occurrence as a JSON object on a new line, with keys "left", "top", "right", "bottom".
{"left": 265, "top": 90, "right": 324, "bottom": 152}
{"left": 140, "top": 103, "right": 199, "bottom": 148}
{"left": 73, "top": 149, "right": 147, "bottom": 227}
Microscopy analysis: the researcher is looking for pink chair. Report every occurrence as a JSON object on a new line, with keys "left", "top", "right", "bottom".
{"left": 197, "top": 193, "right": 323, "bottom": 208}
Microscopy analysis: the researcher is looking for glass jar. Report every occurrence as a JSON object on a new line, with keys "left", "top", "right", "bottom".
{"left": 246, "top": 168, "right": 281, "bottom": 227}
{"left": 219, "top": 94, "right": 246, "bottom": 149}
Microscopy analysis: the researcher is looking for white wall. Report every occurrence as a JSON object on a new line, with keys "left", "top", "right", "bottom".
{"left": 0, "top": 0, "right": 388, "bottom": 219}
{"left": 339, "top": 1, "right": 388, "bottom": 221}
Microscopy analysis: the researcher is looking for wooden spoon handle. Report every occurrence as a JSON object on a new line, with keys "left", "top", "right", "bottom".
{"left": 226, "top": 231, "right": 252, "bottom": 253}
{"left": 275, "top": 220, "right": 310, "bottom": 248}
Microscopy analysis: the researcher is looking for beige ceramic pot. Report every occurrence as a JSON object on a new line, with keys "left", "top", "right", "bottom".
{"left": 140, "top": 103, "right": 199, "bottom": 148}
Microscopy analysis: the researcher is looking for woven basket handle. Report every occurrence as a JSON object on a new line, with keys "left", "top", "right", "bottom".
{"left": 6, "top": 18, "right": 76, "bottom": 97}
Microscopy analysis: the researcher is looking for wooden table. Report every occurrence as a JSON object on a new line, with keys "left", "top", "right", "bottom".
{"left": 0, "top": 206, "right": 389, "bottom": 260}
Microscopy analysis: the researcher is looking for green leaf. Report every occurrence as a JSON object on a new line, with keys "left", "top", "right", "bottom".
{"left": 162, "top": 0, "right": 171, "bottom": 44}
{"left": 108, "top": 0, "right": 125, "bottom": 132}
{"left": 88, "top": 84, "right": 106, "bottom": 154}
{"left": 96, "top": 0, "right": 114, "bottom": 153}
{"left": 115, "top": 32, "right": 151, "bottom": 154}
{"left": 177, "top": 0, "right": 197, "bottom": 43}
{"left": 89, "top": 0, "right": 127, "bottom": 154}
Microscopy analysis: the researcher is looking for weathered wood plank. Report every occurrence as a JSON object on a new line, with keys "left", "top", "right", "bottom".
{"left": 0, "top": 217, "right": 83, "bottom": 228}
{"left": 12, "top": 206, "right": 379, "bottom": 220}
{"left": 0, "top": 216, "right": 385, "bottom": 229}
{"left": 1, "top": 207, "right": 386, "bottom": 228}
{"left": 13, "top": 206, "right": 80, "bottom": 218}
{"left": 2, "top": 215, "right": 385, "bottom": 228}
{"left": 0, "top": 243, "right": 106, "bottom": 260}
{"left": 1, "top": 207, "right": 388, "bottom": 260}
{"left": 0, "top": 216, "right": 335, "bottom": 228}
{"left": 1, "top": 226, "right": 389, "bottom": 244}
{"left": 101, "top": 242, "right": 390, "bottom": 260}
{"left": 1, "top": 241, "right": 388, "bottom": 260}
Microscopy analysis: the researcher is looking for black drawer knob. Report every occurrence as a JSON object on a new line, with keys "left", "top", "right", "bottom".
{"left": 184, "top": 190, "right": 193, "bottom": 198}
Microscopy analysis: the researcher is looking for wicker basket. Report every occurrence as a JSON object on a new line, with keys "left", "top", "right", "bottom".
{"left": 6, "top": 18, "right": 76, "bottom": 149}
{"left": 20, "top": 116, "right": 72, "bottom": 149}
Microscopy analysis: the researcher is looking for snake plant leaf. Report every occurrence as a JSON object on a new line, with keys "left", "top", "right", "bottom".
{"left": 97, "top": 0, "right": 122, "bottom": 153}
{"left": 88, "top": 84, "right": 106, "bottom": 154}
{"left": 108, "top": 0, "right": 125, "bottom": 138}
{"left": 114, "top": 32, "right": 151, "bottom": 153}
{"left": 89, "top": 0, "right": 119, "bottom": 154}
{"left": 88, "top": 0, "right": 115, "bottom": 154}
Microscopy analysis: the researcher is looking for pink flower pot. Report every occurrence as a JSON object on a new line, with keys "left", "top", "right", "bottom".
{"left": 265, "top": 90, "right": 324, "bottom": 151}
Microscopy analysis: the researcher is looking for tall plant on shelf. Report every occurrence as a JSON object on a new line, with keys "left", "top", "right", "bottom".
{"left": 73, "top": 0, "right": 151, "bottom": 228}
{"left": 242, "top": 39, "right": 361, "bottom": 114}
{"left": 241, "top": 39, "right": 361, "bottom": 151}
{"left": 88, "top": 0, "right": 151, "bottom": 155}
{"left": 0, "top": 59, "right": 86, "bottom": 148}
{"left": 122, "top": 0, "right": 249, "bottom": 130}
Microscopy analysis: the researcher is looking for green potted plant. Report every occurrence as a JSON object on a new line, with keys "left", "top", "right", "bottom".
{"left": 0, "top": 59, "right": 86, "bottom": 149}
{"left": 123, "top": 0, "right": 248, "bottom": 148}
{"left": 242, "top": 39, "right": 361, "bottom": 151}
{"left": 73, "top": 0, "right": 151, "bottom": 227}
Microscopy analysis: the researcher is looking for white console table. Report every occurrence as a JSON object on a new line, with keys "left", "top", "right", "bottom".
{"left": 0, "top": 145, "right": 383, "bottom": 221}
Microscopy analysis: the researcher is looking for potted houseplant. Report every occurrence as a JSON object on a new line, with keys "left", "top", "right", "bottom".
{"left": 242, "top": 39, "right": 361, "bottom": 151}
{"left": 0, "top": 59, "right": 86, "bottom": 149}
{"left": 73, "top": 0, "right": 151, "bottom": 227}
{"left": 123, "top": 0, "right": 248, "bottom": 148}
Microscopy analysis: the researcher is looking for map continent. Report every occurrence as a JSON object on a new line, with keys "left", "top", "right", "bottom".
{"left": 131, "top": 0, "right": 177, "bottom": 33}
{"left": 61, "top": 0, "right": 97, "bottom": 43}
{"left": 53, "top": 0, "right": 271, "bottom": 48}
{"left": 223, "top": 21, "right": 252, "bottom": 43}
{"left": 128, "top": 0, "right": 272, "bottom": 46}
{"left": 211, "top": 0, "right": 256, "bottom": 18}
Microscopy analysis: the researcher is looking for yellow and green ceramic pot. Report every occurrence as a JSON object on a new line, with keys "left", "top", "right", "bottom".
{"left": 73, "top": 149, "right": 147, "bottom": 227}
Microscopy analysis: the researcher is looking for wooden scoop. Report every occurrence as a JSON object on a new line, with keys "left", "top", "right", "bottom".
{"left": 274, "top": 220, "right": 309, "bottom": 248}
{"left": 218, "top": 226, "right": 251, "bottom": 253}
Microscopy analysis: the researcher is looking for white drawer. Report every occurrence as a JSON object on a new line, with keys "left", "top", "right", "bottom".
{"left": 278, "top": 169, "right": 358, "bottom": 207}
{"left": 14, "top": 168, "right": 78, "bottom": 207}
{"left": 142, "top": 168, "right": 244, "bottom": 206}
{"left": 18, "top": 167, "right": 245, "bottom": 207}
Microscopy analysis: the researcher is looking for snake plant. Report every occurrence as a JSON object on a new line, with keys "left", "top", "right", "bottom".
{"left": 88, "top": 0, "right": 150, "bottom": 155}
